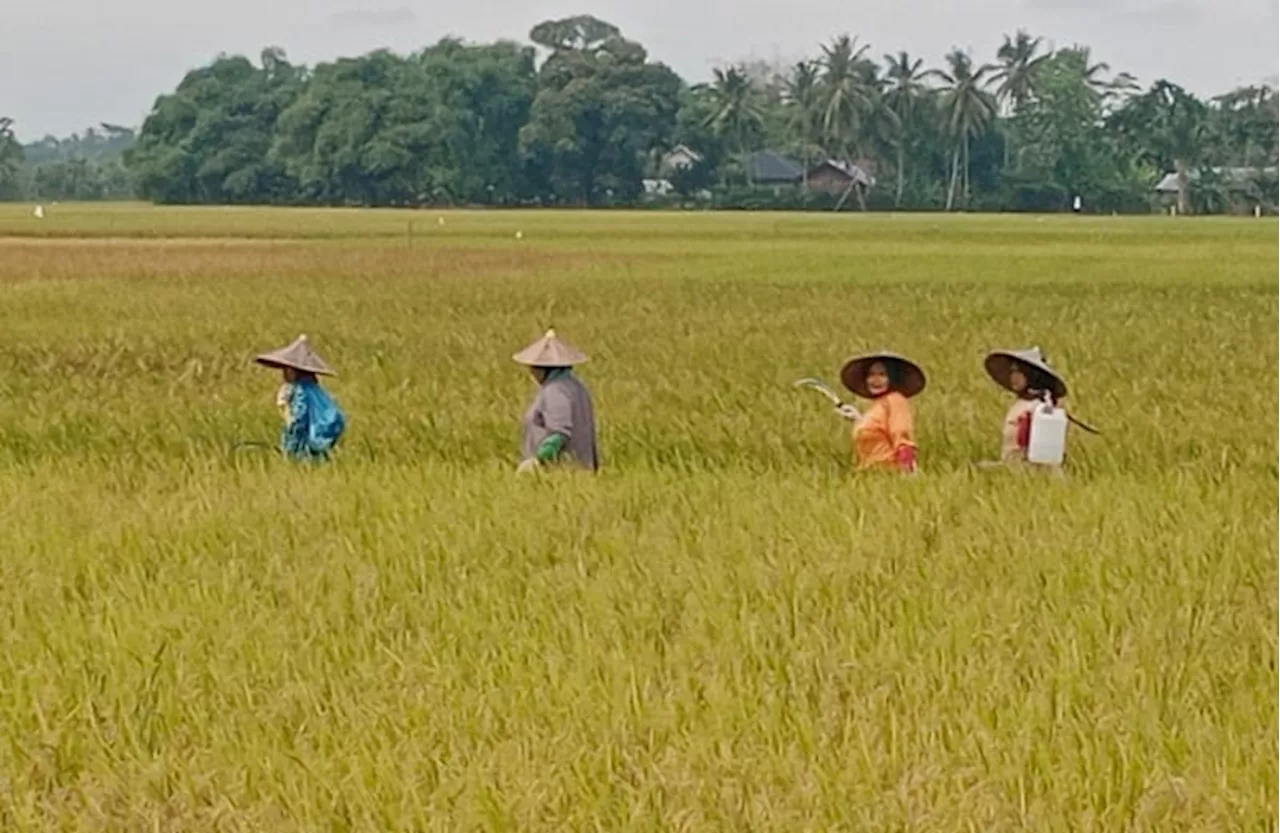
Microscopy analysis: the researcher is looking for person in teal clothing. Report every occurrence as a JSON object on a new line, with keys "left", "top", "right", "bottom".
{"left": 513, "top": 329, "right": 599, "bottom": 473}
{"left": 255, "top": 335, "right": 346, "bottom": 461}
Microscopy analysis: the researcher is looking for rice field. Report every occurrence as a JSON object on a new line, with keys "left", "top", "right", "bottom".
{"left": 0, "top": 203, "right": 1275, "bottom": 832}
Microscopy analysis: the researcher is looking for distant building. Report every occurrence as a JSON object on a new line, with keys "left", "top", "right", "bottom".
{"left": 1153, "top": 166, "right": 1279, "bottom": 194}
{"left": 747, "top": 151, "right": 805, "bottom": 187}
{"left": 1154, "top": 166, "right": 1279, "bottom": 213}
{"left": 805, "top": 159, "right": 876, "bottom": 195}
{"left": 642, "top": 178, "right": 675, "bottom": 196}
{"left": 658, "top": 145, "right": 704, "bottom": 177}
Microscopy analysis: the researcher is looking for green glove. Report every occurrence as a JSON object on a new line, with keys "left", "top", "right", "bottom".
{"left": 535, "top": 433, "right": 567, "bottom": 463}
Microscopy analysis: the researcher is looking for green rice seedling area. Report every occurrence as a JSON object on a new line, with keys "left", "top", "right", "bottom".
{"left": 0, "top": 204, "right": 1275, "bottom": 831}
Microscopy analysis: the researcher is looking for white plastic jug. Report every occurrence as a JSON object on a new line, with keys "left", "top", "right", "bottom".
{"left": 1026, "top": 404, "right": 1068, "bottom": 465}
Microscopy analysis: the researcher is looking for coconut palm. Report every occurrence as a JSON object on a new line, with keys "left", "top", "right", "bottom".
{"left": 1109, "top": 79, "right": 1210, "bottom": 214}
{"left": 992, "top": 30, "right": 1049, "bottom": 170}
{"left": 817, "top": 35, "right": 877, "bottom": 162}
{"left": 1056, "top": 46, "right": 1115, "bottom": 104}
{"left": 930, "top": 49, "right": 998, "bottom": 210}
{"left": 992, "top": 30, "right": 1048, "bottom": 115}
{"left": 782, "top": 60, "right": 824, "bottom": 187}
{"left": 882, "top": 51, "right": 929, "bottom": 206}
{"left": 700, "top": 66, "right": 766, "bottom": 184}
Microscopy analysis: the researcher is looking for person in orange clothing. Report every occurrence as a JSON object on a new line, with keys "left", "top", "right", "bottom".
{"left": 834, "top": 351, "right": 925, "bottom": 473}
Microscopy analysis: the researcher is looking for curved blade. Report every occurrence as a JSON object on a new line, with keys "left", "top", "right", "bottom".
{"left": 793, "top": 377, "right": 845, "bottom": 406}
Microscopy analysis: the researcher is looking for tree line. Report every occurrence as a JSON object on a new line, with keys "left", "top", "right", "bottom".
{"left": 0, "top": 121, "right": 136, "bottom": 202}
{"left": 2, "top": 15, "right": 1276, "bottom": 213}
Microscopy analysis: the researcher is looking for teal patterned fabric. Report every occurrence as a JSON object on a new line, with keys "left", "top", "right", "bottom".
{"left": 281, "top": 379, "right": 346, "bottom": 461}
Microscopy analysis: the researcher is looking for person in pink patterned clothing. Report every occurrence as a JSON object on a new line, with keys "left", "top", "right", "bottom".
{"left": 983, "top": 347, "right": 1068, "bottom": 465}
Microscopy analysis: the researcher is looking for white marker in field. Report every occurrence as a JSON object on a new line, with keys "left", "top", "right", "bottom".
{"left": 33, "top": 205, "right": 44, "bottom": 219}
{"left": 437, "top": 216, "right": 445, "bottom": 226}
{"left": 515, "top": 230, "right": 523, "bottom": 239}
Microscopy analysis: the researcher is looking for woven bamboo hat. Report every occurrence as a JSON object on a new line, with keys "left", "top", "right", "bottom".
{"left": 839, "top": 351, "right": 926, "bottom": 399}
{"left": 254, "top": 335, "right": 336, "bottom": 376}
{"left": 512, "top": 329, "right": 589, "bottom": 367}
{"left": 984, "top": 347, "right": 1066, "bottom": 399}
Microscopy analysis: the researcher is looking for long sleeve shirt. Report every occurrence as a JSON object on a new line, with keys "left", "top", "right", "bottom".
{"left": 521, "top": 370, "right": 599, "bottom": 470}
{"left": 852, "top": 391, "right": 917, "bottom": 471}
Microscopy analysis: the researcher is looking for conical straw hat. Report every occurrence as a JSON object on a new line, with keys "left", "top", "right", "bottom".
{"left": 984, "top": 347, "right": 1066, "bottom": 399}
{"left": 839, "top": 351, "right": 926, "bottom": 399}
{"left": 255, "top": 334, "right": 336, "bottom": 376}
{"left": 512, "top": 329, "right": 589, "bottom": 367}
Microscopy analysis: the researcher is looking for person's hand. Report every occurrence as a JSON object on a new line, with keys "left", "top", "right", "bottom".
{"left": 835, "top": 403, "right": 862, "bottom": 421}
{"left": 895, "top": 445, "right": 918, "bottom": 474}
{"left": 516, "top": 458, "right": 541, "bottom": 475}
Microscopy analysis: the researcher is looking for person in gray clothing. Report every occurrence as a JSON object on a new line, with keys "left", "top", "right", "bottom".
{"left": 513, "top": 329, "right": 599, "bottom": 473}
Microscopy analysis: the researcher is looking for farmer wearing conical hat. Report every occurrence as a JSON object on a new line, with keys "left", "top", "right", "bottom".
{"left": 983, "top": 346, "right": 1071, "bottom": 465}
{"left": 255, "top": 335, "right": 346, "bottom": 461}
{"left": 835, "top": 351, "right": 924, "bottom": 473}
{"left": 513, "top": 329, "right": 598, "bottom": 474}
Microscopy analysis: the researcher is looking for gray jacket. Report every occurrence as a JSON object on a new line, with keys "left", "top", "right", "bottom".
{"left": 521, "top": 371, "right": 599, "bottom": 470}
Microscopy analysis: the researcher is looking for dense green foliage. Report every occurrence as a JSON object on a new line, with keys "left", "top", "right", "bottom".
{"left": 2, "top": 17, "right": 1276, "bottom": 212}
{"left": 1, "top": 122, "right": 135, "bottom": 202}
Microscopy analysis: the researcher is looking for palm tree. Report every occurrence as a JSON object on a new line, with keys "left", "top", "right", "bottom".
{"left": 883, "top": 51, "right": 929, "bottom": 206}
{"left": 1057, "top": 46, "right": 1114, "bottom": 104}
{"left": 700, "top": 66, "right": 766, "bottom": 184}
{"left": 818, "top": 35, "right": 877, "bottom": 163}
{"left": 1212, "top": 85, "right": 1279, "bottom": 167}
{"left": 1109, "top": 80, "right": 1211, "bottom": 214}
{"left": 993, "top": 30, "right": 1048, "bottom": 116}
{"left": 992, "top": 30, "right": 1048, "bottom": 170}
{"left": 930, "top": 49, "right": 998, "bottom": 210}
{"left": 782, "top": 60, "right": 824, "bottom": 187}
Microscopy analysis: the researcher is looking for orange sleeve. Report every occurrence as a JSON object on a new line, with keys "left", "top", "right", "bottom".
{"left": 887, "top": 394, "right": 916, "bottom": 450}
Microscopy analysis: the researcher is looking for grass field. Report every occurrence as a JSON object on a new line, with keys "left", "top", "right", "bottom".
{"left": 0, "top": 203, "right": 1275, "bottom": 831}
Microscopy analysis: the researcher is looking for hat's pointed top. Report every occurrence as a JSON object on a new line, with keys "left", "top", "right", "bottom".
{"left": 512, "top": 329, "right": 588, "bottom": 367}
{"left": 255, "top": 334, "right": 336, "bottom": 376}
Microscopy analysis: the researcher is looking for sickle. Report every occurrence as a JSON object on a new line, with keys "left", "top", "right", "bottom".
{"left": 1067, "top": 413, "right": 1101, "bottom": 435}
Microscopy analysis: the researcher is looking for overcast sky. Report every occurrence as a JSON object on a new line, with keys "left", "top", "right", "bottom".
{"left": 4, "top": 0, "right": 1276, "bottom": 140}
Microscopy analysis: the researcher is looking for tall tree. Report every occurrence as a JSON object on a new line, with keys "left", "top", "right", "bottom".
{"left": 931, "top": 49, "right": 998, "bottom": 209}
{"left": 520, "top": 17, "right": 682, "bottom": 205}
{"left": 1212, "top": 85, "right": 1279, "bottom": 168}
{"left": 700, "top": 66, "right": 765, "bottom": 184}
{"left": 992, "top": 30, "right": 1048, "bottom": 169}
{"left": 882, "top": 52, "right": 929, "bottom": 205}
{"left": 782, "top": 61, "right": 824, "bottom": 187}
{"left": 0, "top": 117, "right": 24, "bottom": 200}
{"left": 1055, "top": 46, "right": 1116, "bottom": 106}
{"left": 818, "top": 36, "right": 877, "bottom": 162}
{"left": 1109, "top": 80, "right": 1211, "bottom": 214}
{"left": 1007, "top": 48, "right": 1143, "bottom": 210}
{"left": 270, "top": 49, "right": 424, "bottom": 205}
{"left": 529, "top": 15, "right": 621, "bottom": 52}
{"left": 993, "top": 31, "right": 1048, "bottom": 115}
{"left": 128, "top": 48, "right": 305, "bottom": 203}
{"left": 414, "top": 39, "right": 538, "bottom": 203}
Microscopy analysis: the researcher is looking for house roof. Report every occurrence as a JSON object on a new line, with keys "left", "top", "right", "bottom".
{"left": 658, "top": 145, "right": 705, "bottom": 176}
{"left": 809, "top": 159, "right": 876, "bottom": 187}
{"left": 665, "top": 144, "right": 703, "bottom": 162}
{"left": 1154, "top": 166, "right": 1279, "bottom": 192}
{"left": 749, "top": 150, "right": 804, "bottom": 183}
